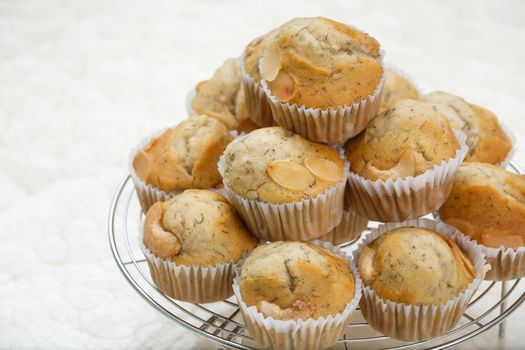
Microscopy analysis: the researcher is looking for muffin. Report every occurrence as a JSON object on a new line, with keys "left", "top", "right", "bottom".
{"left": 190, "top": 58, "right": 260, "bottom": 133}
{"left": 219, "top": 126, "right": 347, "bottom": 241}
{"left": 258, "top": 17, "right": 384, "bottom": 143}
{"left": 345, "top": 99, "right": 467, "bottom": 221}
{"left": 130, "top": 115, "right": 233, "bottom": 212}
{"left": 439, "top": 162, "right": 525, "bottom": 280}
{"left": 421, "top": 91, "right": 512, "bottom": 165}
{"left": 359, "top": 227, "right": 475, "bottom": 304}
{"left": 233, "top": 241, "right": 361, "bottom": 349}
{"left": 355, "top": 218, "right": 485, "bottom": 341}
{"left": 378, "top": 67, "right": 420, "bottom": 113}
{"left": 141, "top": 189, "right": 258, "bottom": 302}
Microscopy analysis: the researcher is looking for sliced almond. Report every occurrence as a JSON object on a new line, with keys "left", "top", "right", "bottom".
{"left": 267, "top": 160, "right": 314, "bottom": 191}
{"left": 304, "top": 156, "right": 341, "bottom": 183}
{"left": 133, "top": 150, "right": 152, "bottom": 181}
{"left": 367, "top": 149, "right": 416, "bottom": 179}
{"left": 262, "top": 43, "right": 282, "bottom": 82}
{"left": 268, "top": 70, "right": 296, "bottom": 102}
{"left": 481, "top": 228, "right": 524, "bottom": 249}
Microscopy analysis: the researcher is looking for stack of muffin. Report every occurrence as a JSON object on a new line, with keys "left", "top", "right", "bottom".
{"left": 129, "top": 16, "right": 523, "bottom": 349}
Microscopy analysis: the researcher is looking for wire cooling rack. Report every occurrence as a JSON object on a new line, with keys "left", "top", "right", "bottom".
{"left": 109, "top": 161, "right": 525, "bottom": 350}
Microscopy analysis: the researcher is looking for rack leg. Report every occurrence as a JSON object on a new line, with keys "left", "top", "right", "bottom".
{"left": 498, "top": 280, "right": 508, "bottom": 349}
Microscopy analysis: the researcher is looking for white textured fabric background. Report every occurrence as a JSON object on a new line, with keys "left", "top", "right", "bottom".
{"left": 0, "top": 0, "right": 524, "bottom": 349}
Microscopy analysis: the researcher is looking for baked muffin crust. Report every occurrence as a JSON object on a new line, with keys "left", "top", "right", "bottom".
{"left": 132, "top": 115, "right": 232, "bottom": 192}
{"left": 239, "top": 241, "right": 355, "bottom": 319}
{"left": 358, "top": 227, "right": 475, "bottom": 304}
{"left": 222, "top": 126, "right": 344, "bottom": 203}
{"left": 143, "top": 190, "right": 258, "bottom": 266}
{"left": 421, "top": 91, "right": 511, "bottom": 164}
{"left": 191, "top": 58, "right": 241, "bottom": 129}
{"left": 248, "top": 17, "right": 382, "bottom": 109}
{"left": 439, "top": 163, "right": 525, "bottom": 249}
{"left": 346, "top": 99, "right": 459, "bottom": 181}
{"left": 379, "top": 68, "right": 420, "bottom": 113}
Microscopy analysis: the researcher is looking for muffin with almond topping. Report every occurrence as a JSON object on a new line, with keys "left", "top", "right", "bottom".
{"left": 219, "top": 126, "right": 347, "bottom": 241}
{"left": 141, "top": 189, "right": 258, "bottom": 302}
{"left": 130, "top": 115, "right": 233, "bottom": 212}
{"left": 257, "top": 16, "right": 384, "bottom": 143}
{"left": 345, "top": 99, "right": 467, "bottom": 221}
{"left": 439, "top": 162, "right": 525, "bottom": 280}
{"left": 233, "top": 240, "right": 361, "bottom": 349}
{"left": 421, "top": 91, "right": 512, "bottom": 165}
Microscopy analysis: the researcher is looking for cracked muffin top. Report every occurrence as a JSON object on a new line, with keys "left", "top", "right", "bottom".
{"left": 222, "top": 126, "right": 344, "bottom": 203}
{"left": 421, "top": 91, "right": 512, "bottom": 165}
{"left": 379, "top": 68, "right": 420, "bottom": 113}
{"left": 191, "top": 58, "right": 260, "bottom": 133}
{"left": 345, "top": 99, "right": 459, "bottom": 181}
{"left": 143, "top": 190, "right": 258, "bottom": 266}
{"left": 239, "top": 241, "right": 355, "bottom": 320}
{"left": 439, "top": 163, "right": 525, "bottom": 249}
{"left": 245, "top": 17, "right": 383, "bottom": 109}
{"left": 358, "top": 227, "right": 475, "bottom": 304}
{"left": 132, "top": 115, "right": 233, "bottom": 192}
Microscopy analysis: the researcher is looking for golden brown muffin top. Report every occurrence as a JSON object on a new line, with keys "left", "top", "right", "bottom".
{"left": 345, "top": 99, "right": 459, "bottom": 181}
{"left": 421, "top": 91, "right": 512, "bottom": 164}
{"left": 222, "top": 127, "right": 344, "bottom": 203}
{"left": 245, "top": 17, "right": 383, "bottom": 109}
{"left": 379, "top": 68, "right": 420, "bottom": 113}
{"left": 239, "top": 241, "right": 355, "bottom": 320}
{"left": 132, "top": 115, "right": 233, "bottom": 192}
{"left": 439, "top": 163, "right": 525, "bottom": 249}
{"left": 143, "top": 190, "right": 258, "bottom": 266}
{"left": 358, "top": 227, "right": 475, "bottom": 304}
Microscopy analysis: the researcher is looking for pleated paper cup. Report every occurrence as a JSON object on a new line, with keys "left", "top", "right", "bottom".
{"left": 260, "top": 58, "right": 385, "bottom": 144}
{"left": 129, "top": 127, "right": 179, "bottom": 213}
{"left": 217, "top": 148, "right": 348, "bottom": 241}
{"left": 316, "top": 208, "right": 368, "bottom": 245}
{"left": 138, "top": 223, "right": 238, "bottom": 303}
{"left": 233, "top": 240, "right": 362, "bottom": 350}
{"left": 346, "top": 129, "right": 468, "bottom": 222}
{"left": 239, "top": 53, "right": 275, "bottom": 128}
{"left": 482, "top": 245, "right": 525, "bottom": 281}
{"left": 354, "top": 218, "right": 487, "bottom": 341}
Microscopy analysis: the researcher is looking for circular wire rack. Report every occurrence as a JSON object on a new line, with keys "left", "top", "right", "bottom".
{"left": 109, "top": 161, "right": 525, "bottom": 350}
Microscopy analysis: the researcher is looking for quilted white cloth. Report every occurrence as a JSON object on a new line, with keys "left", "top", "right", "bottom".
{"left": 0, "top": 0, "right": 524, "bottom": 349}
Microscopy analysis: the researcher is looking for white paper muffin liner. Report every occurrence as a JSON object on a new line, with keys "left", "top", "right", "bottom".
{"left": 130, "top": 127, "right": 240, "bottom": 213}
{"left": 434, "top": 215, "right": 525, "bottom": 281}
{"left": 138, "top": 221, "right": 240, "bottom": 303}
{"left": 498, "top": 123, "right": 516, "bottom": 169}
{"left": 346, "top": 129, "right": 468, "bottom": 222}
{"left": 217, "top": 147, "right": 349, "bottom": 241}
{"left": 316, "top": 209, "right": 368, "bottom": 245}
{"left": 239, "top": 52, "right": 275, "bottom": 128}
{"left": 260, "top": 53, "right": 385, "bottom": 144}
{"left": 353, "top": 218, "right": 487, "bottom": 341}
{"left": 233, "top": 240, "right": 362, "bottom": 350}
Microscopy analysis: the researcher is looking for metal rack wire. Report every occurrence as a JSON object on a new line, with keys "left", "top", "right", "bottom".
{"left": 108, "top": 161, "right": 525, "bottom": 350}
